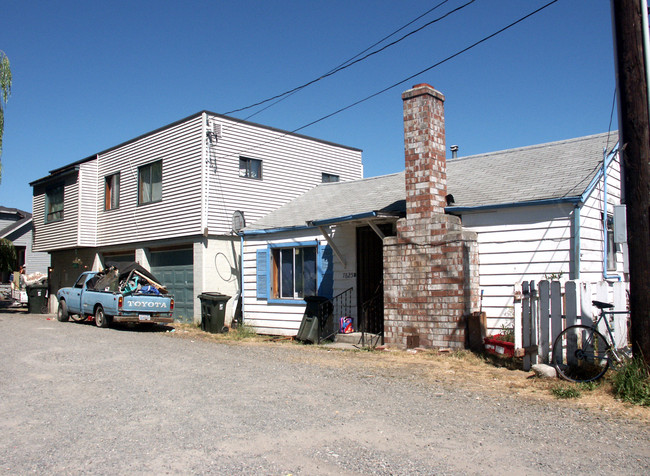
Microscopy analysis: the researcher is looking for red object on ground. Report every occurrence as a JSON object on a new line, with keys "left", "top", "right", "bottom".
{"left": 483, "top": 335, "right": 515, "bottom": 358}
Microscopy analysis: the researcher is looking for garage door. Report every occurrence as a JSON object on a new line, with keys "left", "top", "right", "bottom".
{"left": 150, "top": 249, "right": 194, "bottom": 323}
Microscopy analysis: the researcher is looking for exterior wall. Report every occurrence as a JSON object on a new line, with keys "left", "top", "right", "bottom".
{"left": 195, "top": 236, "right": 242, "bottom": 326}
{"left": 96, "top": 116, "right": 203, "bottom": 246}
{"left": 5, "top": 226, "right": 50, "bottom": 274}
{"left": 580, "top": 154, "right": 625, "bottom": 281}
{"left": 460, "top": 204, "right": 574, "bottom": 332}
{"left": 33, "top": 170, "right": 81, "bottom": 251}
{"left": 242, "top": 227, "right": 352, "bottom": 336}
{"left": 78, "top": 160, "right": 98, "bottom": 247}
{"left": 205, "top": 114, "right": 363, "bottom": 234}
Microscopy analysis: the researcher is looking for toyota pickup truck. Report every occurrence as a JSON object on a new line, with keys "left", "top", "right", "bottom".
{"left": 56, "top": 265, "right": 174, "bottom": 328}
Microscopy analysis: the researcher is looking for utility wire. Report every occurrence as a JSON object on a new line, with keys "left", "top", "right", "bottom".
{"left": 242, "top": 0, "right": 453, "bottom": 121}
{"left": 218, "top": 0, "right": 560, "bottom": 164}
{"left": 225, "top": 0, "right": 477, "bottom": 116}
{"left": 291, "top": 0, "right": 559, "bottom": 134}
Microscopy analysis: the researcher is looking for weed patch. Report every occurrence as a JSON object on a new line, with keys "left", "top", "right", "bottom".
{"left": 552, "top": 385, "right": 582, "bottom": 399}
{"left": 612, "top": 357, "right": 650, "bottom": 406}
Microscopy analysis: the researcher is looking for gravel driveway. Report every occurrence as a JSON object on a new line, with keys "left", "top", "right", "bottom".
{"left": 1, "top": 311, "right": 648, "bottom": 475}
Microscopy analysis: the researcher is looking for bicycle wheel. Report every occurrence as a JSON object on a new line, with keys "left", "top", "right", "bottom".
{"left": 552, "top": 325, "right": 610, "bottom": 382}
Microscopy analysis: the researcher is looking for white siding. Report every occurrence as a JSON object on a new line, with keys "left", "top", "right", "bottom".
{"left": 461, "top": 204, "right": 574, "bottom": 331}
{"left": 79, "top": 160, "right": 98, "bottom": 247}
{"left": 95, "top": 116, "right": 203, "bottom": 246}
{"left": 32, "top": 171, "right": 80, "bottom": 251}
{"left": 205, "top": 115, "right": 363, "bottom": 234}
{"left": 242, "top": 225, "right": 358, "bottom": 336}
{"left": 579, "top": 154, "right": 625, "bottom": 282}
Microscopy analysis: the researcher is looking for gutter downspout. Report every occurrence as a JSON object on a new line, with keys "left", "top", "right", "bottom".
{"left": 602, "top": 148, "right": 622, "bottom": 281}
{"left": 240, "top": 233, "right": 245, "bottom": 324}
{"left": 572, "top": 205, "right": 581, "bottom": 280}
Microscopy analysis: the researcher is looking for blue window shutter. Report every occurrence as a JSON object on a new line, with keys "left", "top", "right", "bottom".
{"left": 256, "top": 249, "right": 269, "bottom": 299}
{"left": 317, "top": 244, "right": 333, "bottom": 299}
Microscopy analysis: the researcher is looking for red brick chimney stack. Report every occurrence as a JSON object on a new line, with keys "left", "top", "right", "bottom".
{"left": 402, "top": 83, "right": 447, "bottom": 218}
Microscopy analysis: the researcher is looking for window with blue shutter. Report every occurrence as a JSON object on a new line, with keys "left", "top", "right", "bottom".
{"left": 256, "top": 249, "right": 268, "bottom": 299}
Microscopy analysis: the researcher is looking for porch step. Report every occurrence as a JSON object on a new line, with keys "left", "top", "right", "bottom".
{"left": 333, "top": 332, "right": 381, "bottom": 346}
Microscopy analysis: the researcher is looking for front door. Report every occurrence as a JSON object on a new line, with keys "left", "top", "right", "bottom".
{"left": 356, "top": 224, "right": 393, "bottom": 335}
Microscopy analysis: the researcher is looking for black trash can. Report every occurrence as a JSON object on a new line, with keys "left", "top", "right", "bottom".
{"left": 296, "top": 296, "right": 333, "bottom": 343}
{"left": 27, "top": 283, "right": 49, "bottom": 314}
{"left": 198, "top": 293, "right": 231, "bottom": 333}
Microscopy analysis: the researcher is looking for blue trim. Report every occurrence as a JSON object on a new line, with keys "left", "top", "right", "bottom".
{"left": 310, "top": 211, "right": 378, "bottom": 226}
{"left": 581, "top": 143, "right": 619, "bottom": 203}
{"left": 269, "top": 240, "right": 318, "bottom": 249}
{"left": 446, "top": 197, "right": 581, "bottom": 213}
{"left": 242, "top": 225, "right": 314, "bottom": 236}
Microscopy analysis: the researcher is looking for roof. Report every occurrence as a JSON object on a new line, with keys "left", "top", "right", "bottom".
{"left": 0, "top": 207, "right": 32, "bottom": 238}
{"left": 245, "top": 131, "right": 617, "bottom": 232}
{"left": 447, "top": 131, "right": 617, "bottom": 209}
{"left": 245, "top": 173, "right": 405, "bottom": 231}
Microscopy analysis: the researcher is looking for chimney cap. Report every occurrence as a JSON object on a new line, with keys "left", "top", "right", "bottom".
{"left": 450, "top": 145, "right": 459, "bottom": 151}
{"left": 402, "top": 83, "right": 445, "bottom": 102}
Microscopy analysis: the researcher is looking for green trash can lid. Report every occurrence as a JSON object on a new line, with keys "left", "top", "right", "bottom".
{"left": 198, "top": 292, "right": 231, "bottom": 301}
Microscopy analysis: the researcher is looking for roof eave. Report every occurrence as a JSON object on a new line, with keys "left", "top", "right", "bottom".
{"left": 446, "top": 196, "right": 582, "bottom": 214}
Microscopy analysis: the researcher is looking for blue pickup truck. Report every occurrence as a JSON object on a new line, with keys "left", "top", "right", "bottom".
{"left": 56, "top": 265, "right": 174, "bottom": 328}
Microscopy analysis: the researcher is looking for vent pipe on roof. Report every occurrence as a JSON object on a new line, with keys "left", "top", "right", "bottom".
{"left": 450, "top": 145, "right": 459, "bottom": 159}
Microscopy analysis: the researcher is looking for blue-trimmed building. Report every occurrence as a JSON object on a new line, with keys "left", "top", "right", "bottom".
{"left": 241, "top": 132, "right": 626, "bottom": 336}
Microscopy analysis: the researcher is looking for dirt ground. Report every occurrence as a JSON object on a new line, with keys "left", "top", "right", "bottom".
{"left": 168, "top": 323, "right": 650, "bottom": 423}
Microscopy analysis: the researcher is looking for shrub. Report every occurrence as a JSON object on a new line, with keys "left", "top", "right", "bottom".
{"left": 612, "top": 357, "right": 650, "bottom": 406}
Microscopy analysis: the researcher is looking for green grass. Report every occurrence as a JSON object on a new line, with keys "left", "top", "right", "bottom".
{"left": 551, "top": 385, "right": 582, "bottom": 399}
{"left": 611, "top": 357, "right": 650, "bottom": 406}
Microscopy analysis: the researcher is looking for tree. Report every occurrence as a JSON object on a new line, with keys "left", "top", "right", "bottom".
{"left": 0, "top": 50, "right": 12, "bottom": 183}
{"left": 0, "top": 238, "right": 16, "bottom": 273}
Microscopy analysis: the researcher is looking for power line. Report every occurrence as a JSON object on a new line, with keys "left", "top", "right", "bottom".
{"left": 224, "top": 0, "right": 477, "bottom": 116}
{"left": 242, "top": 0, "right": 453, "bottom": 122}
{"left": 217, "top": 0, "right": 560, "bottom": 165}
{"left": 291, "top": 0, "right": 560, "bottom": 134}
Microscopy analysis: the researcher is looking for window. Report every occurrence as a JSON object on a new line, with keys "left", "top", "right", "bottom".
{"left": 606, "top": 215, "right": 617, "bottom": 271}
{"left": 138, "top": 160, "right": 162, "bottom": 204}
{"left": 272, "top": 246, "right": 318, "bottom": 299}
{"left": 239, "top": 157, "right": 262, "bottom": 179}
{"left": 45, "top": 185, "right": 64, "bottom": 223}
{"left": 104, "top": 173, "right": 120, "bottom": 210}
{"left": 322, "top": 173, "right": 339, "bottom": 183}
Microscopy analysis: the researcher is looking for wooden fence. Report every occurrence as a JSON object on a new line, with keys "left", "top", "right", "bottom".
{"left": 514, "top": 280, "right": 628, "bottom": 371}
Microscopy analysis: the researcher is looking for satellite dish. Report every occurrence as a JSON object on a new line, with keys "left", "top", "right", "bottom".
{"left": 232, "top": 210, "right": 246, "bottom": 233}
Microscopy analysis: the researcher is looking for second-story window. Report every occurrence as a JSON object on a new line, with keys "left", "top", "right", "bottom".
{"left": 45, "top": 184, "right": 64, "bottom": 223}
{"left": 138, "top": 160, "right": 162, "bottom": 205}
{"left": 105, "top": 173, "right": 120, "bottom": 210}
{"left": 322, "top": 173, "right": 339, "bottom": 183}
{"left": 239, "top": 157, "right": 262, "bottom": 179}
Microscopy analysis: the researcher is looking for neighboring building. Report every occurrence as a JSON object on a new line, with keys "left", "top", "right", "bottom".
{"left": 0, "top": 207, "right": 51, "bottom": 277}
{"left": 241, "top": 84, "right": 626, "bottom": 346}
{"left": 30, "top": 112, "right": 363, "bottom": 321}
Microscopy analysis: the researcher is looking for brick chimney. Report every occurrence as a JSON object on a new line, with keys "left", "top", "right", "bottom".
{"left": 402, "top": 83, "right": 447, "bottom": 219}
{"left": 383, "top": 84, "right": 480, "bottom": 350}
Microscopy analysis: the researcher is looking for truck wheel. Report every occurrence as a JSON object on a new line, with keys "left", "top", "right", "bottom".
{"left": 57, "top": 301, "right": 69, "bottom": 322}
{"left": 95, "top": 306, "right": 112, "bottom": 328}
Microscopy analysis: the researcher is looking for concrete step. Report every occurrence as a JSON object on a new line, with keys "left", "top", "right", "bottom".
{"left": 333, "top": 332, "right": 381, "bottom": 346}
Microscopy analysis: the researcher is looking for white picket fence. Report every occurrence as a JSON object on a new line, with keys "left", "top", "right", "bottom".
{"left": 514, "top": 280, "right": 628, "bottom": 371}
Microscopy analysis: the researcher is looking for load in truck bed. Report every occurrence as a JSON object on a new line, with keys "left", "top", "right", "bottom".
{"left": 88, "top": 263, "right": 168, "bottom": 296}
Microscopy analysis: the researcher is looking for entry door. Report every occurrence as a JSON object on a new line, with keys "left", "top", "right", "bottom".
{"left": 356, "top": 225, "right": 393, "bottom": 335}
{"left": 150, "top": 249, "right": 194, "bottom": 323}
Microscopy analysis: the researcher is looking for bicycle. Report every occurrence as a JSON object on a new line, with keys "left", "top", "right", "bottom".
{"left": 552, "top": 300, "right": 631, "bottom": 383}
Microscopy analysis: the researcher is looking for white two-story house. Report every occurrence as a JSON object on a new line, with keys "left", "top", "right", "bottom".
{"left": 30, "top": 112, "right": 363, "bottom": 322}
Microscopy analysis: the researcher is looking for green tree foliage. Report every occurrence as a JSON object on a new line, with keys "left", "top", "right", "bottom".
{"left": 0, "top": 50, "right": 12, "bottom": 183}
{"left": 0, "top": 238, "right": 17, "bottom": 272}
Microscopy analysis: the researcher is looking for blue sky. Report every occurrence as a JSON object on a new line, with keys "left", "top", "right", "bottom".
{"left": 1, "top": 0, "right": 616, "bottom": 212}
